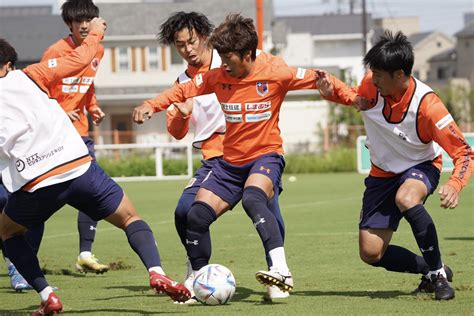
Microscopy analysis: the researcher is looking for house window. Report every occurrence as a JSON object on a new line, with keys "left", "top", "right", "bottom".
{"left": 118, "top": 47, "right": 130, "bottom": 71}
{"left": 437, "top": 41, "right": 442, "bottom": 48}
{"left": 437, "top": 67, "right": 448, "bottom": 80}
{"left": 148, "top": 47, "right": 160, "bottom": 70}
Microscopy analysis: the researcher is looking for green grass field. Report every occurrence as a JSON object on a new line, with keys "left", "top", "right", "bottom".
{"left": 0, "top": 173, "right": 473, "bottom": 315}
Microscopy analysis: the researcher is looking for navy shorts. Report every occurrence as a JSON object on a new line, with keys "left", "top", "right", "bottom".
{"left": 82, "top": 136, "right": 96, "bottom": 160}
{"left": 183, "top": 157, "right": 221, "bottom": 195}
{"left": 200, "top": 153, "right": 285, "bottom": 208}
{"left": 0, "top": 180, "right": 9, "bottom": 211}
{"left": 4, "top": 161, "right": 124, "bottom": 230}
{"left": 359, "top": 161, "right": 440, "bottom": 231}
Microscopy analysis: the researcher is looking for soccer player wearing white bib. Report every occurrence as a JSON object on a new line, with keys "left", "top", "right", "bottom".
{"left": 317, "top": 31, "right": 472, "bottom": 301}
{"left": 0, "top": 19, "right": 190, "bottom": 315}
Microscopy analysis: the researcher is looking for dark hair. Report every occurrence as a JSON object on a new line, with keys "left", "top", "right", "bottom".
{"left": 210, "top": 14, "right": 258, "bottom": 60}
{"left": 158, "top": 11, "right": 214, "bottom": 45}
{"left": 0, "top": 38, "right": 18, "bottom": 68}
{"left": 61, "top": 0, "right": 99, "bottom": 25}
{"left": 363, "top": 31, "right": 414, "bottom": 76}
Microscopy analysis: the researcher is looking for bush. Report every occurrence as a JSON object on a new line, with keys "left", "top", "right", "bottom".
{"left": 284, "top": 147, "right": 356, "bottom": 173}
{"left": 98, "top": 147, "right": 356, "bottom": 176}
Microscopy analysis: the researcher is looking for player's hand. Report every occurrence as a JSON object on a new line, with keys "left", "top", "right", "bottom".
{"left": 174, "top": 98, "right": 194, "bottom": 117}
{"left": 133, "top": 104, "right": 154, "bottom": 124}
{"left": 90, "top": 107, "right": 105, "bottom": 125}
{"left": 438, "top": 184, "right": 459, "bottom": 209}
{"left": 315, "top": 69, "right": 334, "bottom": 98}
{"left": 89, "top": 17, "right": 107, "bottom": 34}
{"left": 67, "top": 109, "right": 81, "bottom": 122}
{"left": 353, "top": 96, "right": 370, "bottom": 111}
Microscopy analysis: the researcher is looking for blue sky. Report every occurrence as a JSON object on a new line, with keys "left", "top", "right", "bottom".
{"left": 1, "top": 0, "right": 472, "bottom": 35}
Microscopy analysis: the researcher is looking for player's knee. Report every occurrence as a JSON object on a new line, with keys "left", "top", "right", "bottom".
{"left": 242, "top": 186, "right": 268, "bottom": 215}
{"left": 175, "top": 195, "right": 194, "bottom": 221}
{"left": 186, "top": 201, "right": 216, "bottom": 233}
{"left": 359, "top": 247, "right": 383, "bottom": 265}
{"left": 395, "top": 194, "right": 419, "bottom": 212}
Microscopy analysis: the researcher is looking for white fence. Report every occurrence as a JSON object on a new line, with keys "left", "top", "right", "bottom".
{"left": 95, "top": 143, "right": 193, "bottom": 182}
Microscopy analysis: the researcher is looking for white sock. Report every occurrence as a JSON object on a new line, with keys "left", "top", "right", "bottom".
{"left": 268, "top": 247, "right": 290, "bottom": 275}
{"left": 39, "top": 286, "right": 54, "bottom": 302}
{"left": 79, "top": 251, "right": 92, "bottom": 260}
{"left": 148, "top": 266, "right": 166, "bottom": 275}
{"left": 4, "top": 257, "right": 12, "bottom": 266}
{"left": 426, "top": 266, "right": 447, "bottom": 280}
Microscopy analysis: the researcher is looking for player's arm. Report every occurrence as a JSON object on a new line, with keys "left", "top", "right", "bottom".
{"left": 23, "top": 17, "right": 106, "bottom": 91}
{"left": 133, "top": 72, "right": 214, "bottom": 124}
{"left": 421, "top": 95, "right": 473, "bottom": 209}
{"left": 85, "top": 86, "right": 105, "bottom": 125}
{"left": 314, "top": 70, "right": 374, "bottom": 111}
{"left": 167, "top": 99, "right": 193, "bottom": 140}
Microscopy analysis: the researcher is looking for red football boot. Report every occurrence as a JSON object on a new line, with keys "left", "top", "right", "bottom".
{"left": 149, "top": 272, "right": 191, "bottom": 302}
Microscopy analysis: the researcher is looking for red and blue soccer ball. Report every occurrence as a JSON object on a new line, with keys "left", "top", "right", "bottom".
{"left": 193, "top": 264, "right": 236, "bottom": 305}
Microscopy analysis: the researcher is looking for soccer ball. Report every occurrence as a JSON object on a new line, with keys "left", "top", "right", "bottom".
{"left": 193, "top": 264, "right": 236, "bottom": 305}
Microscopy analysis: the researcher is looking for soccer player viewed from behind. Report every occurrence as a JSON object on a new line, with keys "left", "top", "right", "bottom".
{"left": 317, "top": 31, "right": 472, "bottom": 300}
{"left": 134, "top": 13, "right": 357, "bottom": 294}
{"left": 0, "top": 20, "right": 190, "bottom": 315}
{"left": 41, "top": 0, "right": 108, "bottom": 274}
{"left": 158, "top": 11, "right": 288, "bottom": 301}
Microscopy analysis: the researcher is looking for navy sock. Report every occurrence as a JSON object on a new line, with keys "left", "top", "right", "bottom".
{"left": 78, "top": 211, "right": 97, "bottom": 253}
{"left": 3, "top": 235, "right": 48, "bottom": 292}
{"left": 125, "top": 220, "right": 161, "bottom": 269}
{"left": 266, "top": 194, "right": 285, "bottom": 268}
{"left": 174, "top": 192, "right": 195, "bottom": 247}
{"left": 403, "top": 204, "right": 442, "bottom": 271}
{"left": 186, "top": 201, "right": 217, "bottom": 271}
{"left": 371, "top": 245, "right": 429, "bottom": 275}
{"left": 25, "top": 224, "right": 45, "bottom": 255}
{"left": 242, "top": 186, "right": 283, "bottom": 254}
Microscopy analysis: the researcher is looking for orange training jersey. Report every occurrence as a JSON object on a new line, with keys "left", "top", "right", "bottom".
{"left": 328, "top": 71, "right": 472, "bottom": 192}
{"left": 41, "top": 35, "right": 104, "bottom": 136}
{"left": 145, "top": 52, "right": 352, "bottom": 165}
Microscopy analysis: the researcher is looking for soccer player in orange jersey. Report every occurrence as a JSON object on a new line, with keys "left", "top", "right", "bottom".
{"left": 134, "top": 14, "right": 355, "bottom": 292}
{"left": 159, "top": 11, "right": 288, "bottom": 301}
{"left": 0, "top": 21, "right": 190, "bottom": 314}
{"left": 40, "top": 0, "right": 108, "bottom": 274}
{"left": 316, "top": 31, "right": 472, "bottom": 300}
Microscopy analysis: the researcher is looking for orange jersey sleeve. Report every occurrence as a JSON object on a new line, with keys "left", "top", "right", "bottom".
{"left": 418, "top": 94, "right": 473, "bottom": 192}
{"left": 144, "top": 71, "right": 217, "bottom": 113}
{"left": 24, "top": 31, "right": 103, "bottom": 95}
{"left": 166, "top": 106, "right": 191, "bottom": 140}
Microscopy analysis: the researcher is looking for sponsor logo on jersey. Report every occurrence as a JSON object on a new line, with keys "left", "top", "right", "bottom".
{"left": 79, "top": 85, "right": 91, "bottom": 94}
{"left": 393, "top": 127, "right": 410, "bottom": 142}
{"left": 82, "top": 77, "right": 94, "bottom": 84}
{"left": 296, "top": 67, "right": 306, "bottom": 79}
{"left": 15, "top": 159, "right": 25, "bottom": 172}
{"left": 221, "top": 103, "right": 241, "bottom": 112}
{"left": 24, "top": 146, "right": 64, "bottom": 167}
{"left": 245, "top": 101, "right": 271, "bottom": 111}
{"left": 62, "top": 85, "right": 79, "bottom": 93}
{"left": 224, "top": 113, "right": 243, "bottom": 123}
{"left": 194, "top": 73, "right": 203, "bottom": 86}
{"left": 63, "top": 77, "right": 81, "bottom": 84}
{"left": 435, "top": 114, "right": 454, "bottom": 130}
{"left": 246, "top": 111, "right": 271, "bottom": 122}
{"left": 47, "top": 58, "right": 57, "bottom": 68}
{"left": 91, "top": 58, "right": 100, "bottom": 71}
{"left": 256, "top": 81, "right": 269, "bottom": 96}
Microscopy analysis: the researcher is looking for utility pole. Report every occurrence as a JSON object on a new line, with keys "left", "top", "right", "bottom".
{"left": 362, "top": 0, "right": 367, "bottom": 55}
{"left": 256, "top": 0, "right": 264, "bottom": 50}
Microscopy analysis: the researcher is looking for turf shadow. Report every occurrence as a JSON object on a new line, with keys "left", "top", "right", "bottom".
{"left": 290, "top": 290, "right": 408, "bottom": 299}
